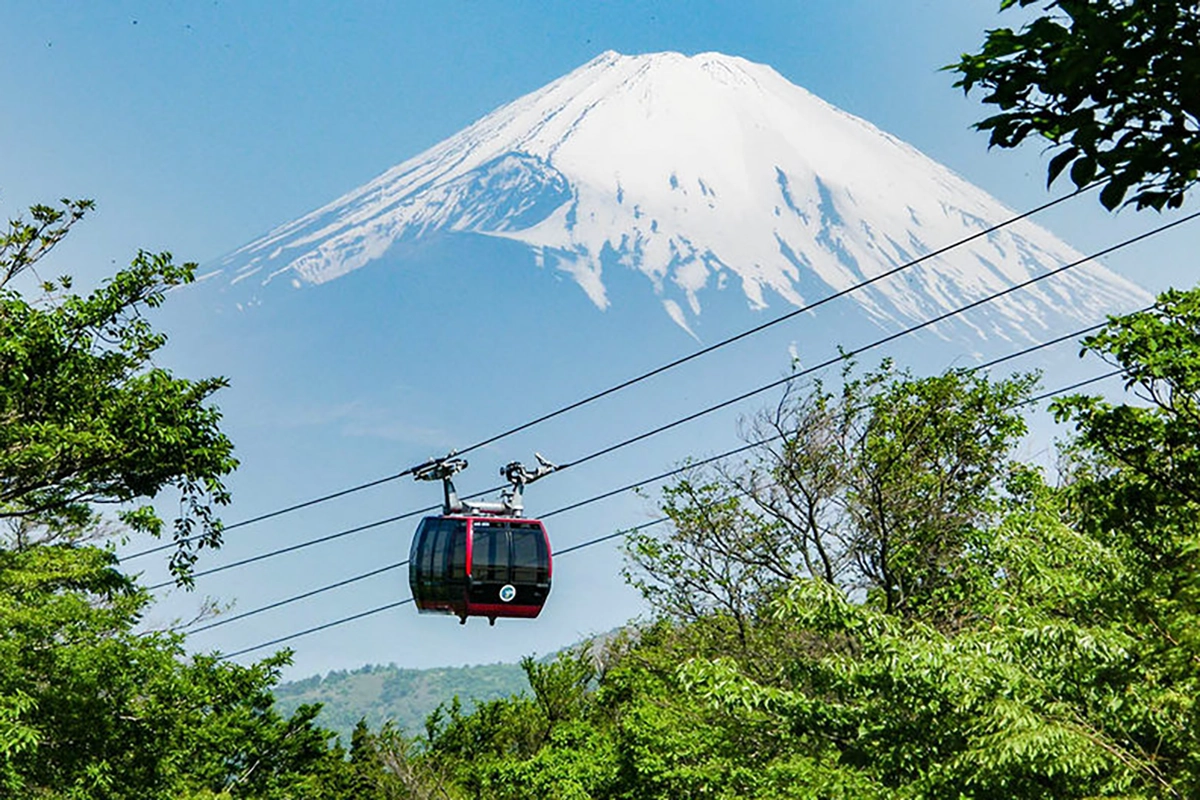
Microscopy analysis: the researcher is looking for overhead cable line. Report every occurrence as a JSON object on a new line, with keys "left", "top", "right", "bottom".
{"left": 156, "top": 207, "right": 1197, "bottom": 590}
{"left": 1022, "top": 369, "right": 1123, "bottom": 404}
{"left": 147, "top": 508, "right": 438, "bottom": 590}
{"left": 186, "top": 560, "right": 409, "bottom": 635}
{"left": 536, "top": 315, "right": 1143, "bottom": 517}
{"left": 218, "top": 518, "right": 671, "bottom": 660}
{"left": 189, "top": 329, "right": 1134, "bottom": 639}
{"left": 438, "top": 186, "right": 1100, "bottom": 459}
{"left": 123, "top": 469, "right": 426, "bottom": 562}
{"left": 550, "top": 210, "right": 1198, "bottom": 474}
{"left": 122, "top": 184, "right": 1099, "bottom": 564}
{"left": 216, "top": 364, "right": 1130, "bottom": 659}
{"left": 157, "top": 292, "right": 1113, "bottom": 593}
{"left": 220, "top": 598, "right": 418, "bottom": 660}
{"left": 147, "top": 489, "right": 502, "bottom": 590}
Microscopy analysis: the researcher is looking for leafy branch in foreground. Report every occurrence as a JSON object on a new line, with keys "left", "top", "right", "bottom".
{"left": 0, "top": 197, "right": 371, "bottom": 798}
{"left": 950, "top": 0, "right": 1200, "bottom": 211}
{"left": 0, "top": 198, "right": 236, "bottom": 581}
{"left": 0, "top": 197, "right": 93, "bottom": 288}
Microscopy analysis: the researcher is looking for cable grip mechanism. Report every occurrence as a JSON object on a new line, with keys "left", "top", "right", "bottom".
{"left": 412, "top": 452, "right": 468, "bottom": 483}
{"left": 411, "top": 451, "right": 558, "bottom": 517}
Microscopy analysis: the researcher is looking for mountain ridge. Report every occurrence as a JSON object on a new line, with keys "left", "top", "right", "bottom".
{"left": 273, "top": 661, "right": 529, "bottom": 744}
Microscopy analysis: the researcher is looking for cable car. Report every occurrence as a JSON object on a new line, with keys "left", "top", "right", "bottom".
{"left": 408, "top": 454, "right": 556, "bottom": 625}
{"left": 409, "top": 515, "right": 551, "bottom": 623}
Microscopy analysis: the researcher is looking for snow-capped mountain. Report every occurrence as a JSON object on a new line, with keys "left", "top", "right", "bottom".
{"left": 208, "top": 50, "right": 1146, "bottom": 339}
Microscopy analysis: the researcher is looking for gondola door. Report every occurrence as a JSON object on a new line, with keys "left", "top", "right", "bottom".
{"left": 467, "top": 518, "right": 551, "bottom": 622}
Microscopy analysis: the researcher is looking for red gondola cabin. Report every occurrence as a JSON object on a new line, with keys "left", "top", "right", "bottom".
{"left": 409, "top": 515, "right": 552, "bottom": 624}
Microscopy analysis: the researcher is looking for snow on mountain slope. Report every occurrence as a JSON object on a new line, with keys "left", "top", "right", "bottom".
{"left": 210, "top": 50, "right": 1148, "bottom": 339}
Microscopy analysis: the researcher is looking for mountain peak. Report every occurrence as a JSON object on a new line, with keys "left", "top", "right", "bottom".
{"left": 211, "top": 51, "right": 1146, "bottom": 340}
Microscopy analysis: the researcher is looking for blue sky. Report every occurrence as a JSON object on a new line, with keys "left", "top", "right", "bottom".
{"left": 4, "top": 1, "right": 1199, "bottom": 678}
{"left": 5, "top": 1, "right": 1195, "bottom": 289}
{"left": 0, "top": 4, "right": 1068, "bottom": 266}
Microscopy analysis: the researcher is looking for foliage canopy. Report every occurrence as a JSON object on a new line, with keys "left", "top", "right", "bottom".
{"left": 0, "top": 199, "right": 236, "bottom": 581}
{"left": 0, "top": 199, "right": 359, "bottom": 798}
{"left": 950, "top": 0, "right": 1200, "bottom": 211}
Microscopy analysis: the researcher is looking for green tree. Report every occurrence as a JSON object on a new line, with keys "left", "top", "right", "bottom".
{"left": 0, "top": 198, "right": 355, "bottom": 798}
{"left": 1050, "top": 288, "right": 1200, "bottom": 792}
{"left": 623, "top": 365, "right": 1037, "bottom": 640}
{"left": 0, "top": 539, "right": 351, "bottom": 798}
{"left": 0, "top": 198, "right": 237, "bottom": 581}
{"left": 950, "top": 0, "right": 1200, "bottom": 210}
{"left": 417, "top": 648, "right": 614, "bottom": 799}
{"left": 658, "top": 294, "right": 1200, "bottom": 797}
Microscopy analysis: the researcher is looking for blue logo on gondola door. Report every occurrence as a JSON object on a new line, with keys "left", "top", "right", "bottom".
{"left": 499, "top": 584, "right": 516, "bottom": 603}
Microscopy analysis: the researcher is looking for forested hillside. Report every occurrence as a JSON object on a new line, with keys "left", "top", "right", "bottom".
{"left": 273, "top": 662, "right": 528, "bottom": 743}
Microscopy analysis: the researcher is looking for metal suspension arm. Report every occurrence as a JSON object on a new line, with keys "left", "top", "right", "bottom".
{"left": 412, "top": 452, "right": 558, "bottom": 517}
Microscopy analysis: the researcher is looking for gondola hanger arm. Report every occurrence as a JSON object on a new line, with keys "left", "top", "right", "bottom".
{"left": 411, "top": 452, "right": 468, "bottom": 483}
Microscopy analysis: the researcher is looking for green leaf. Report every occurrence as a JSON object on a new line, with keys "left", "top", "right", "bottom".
{"left": 1047, "top": 146, "right": 1080, "bottom": 186}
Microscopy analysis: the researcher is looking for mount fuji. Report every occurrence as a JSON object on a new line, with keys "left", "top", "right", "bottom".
{"left": 204, "top": 50, "right": 1145, "bottom": 341}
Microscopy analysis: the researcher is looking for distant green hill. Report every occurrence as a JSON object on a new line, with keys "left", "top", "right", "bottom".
{"left": 273, "top": 661, "right": 529, "bottom": 744}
